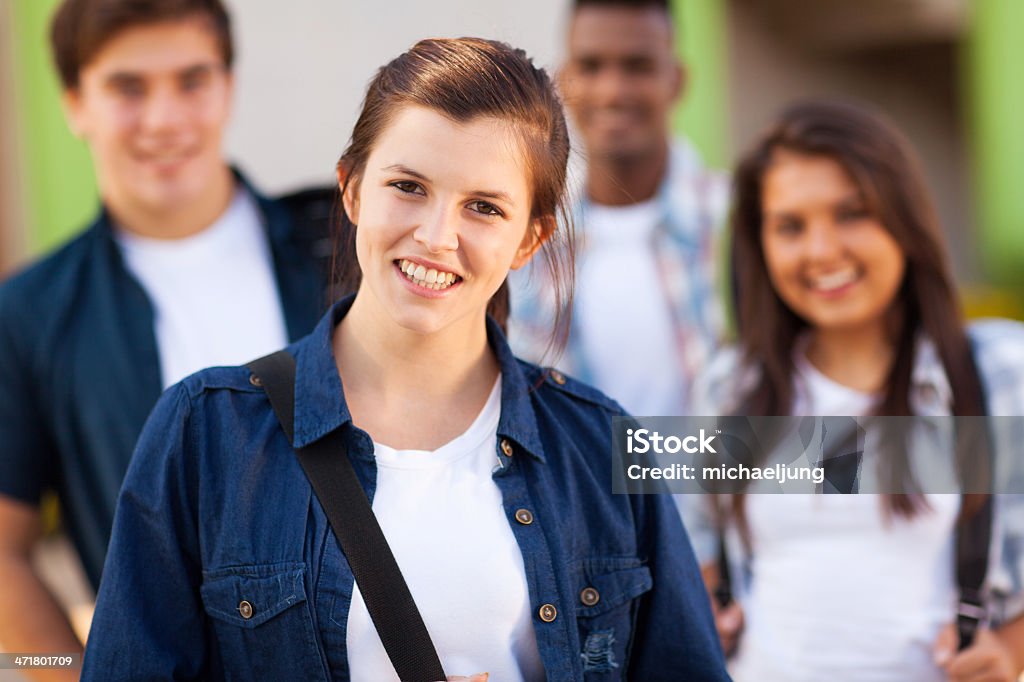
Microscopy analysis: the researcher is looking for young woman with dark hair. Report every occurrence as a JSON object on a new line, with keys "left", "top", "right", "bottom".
{"left": 81, "top": 38, "right": 728, "bottom": 680}
{"left": 683, "top": 100, "right": 1024, "bottom": 681}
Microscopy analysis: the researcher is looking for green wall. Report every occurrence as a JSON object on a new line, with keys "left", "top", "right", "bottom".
{"left": 11, "top": 0, "right": 97, "bottom": 257}
{"left": 672, "top": 0, "right": 729, "bottom": 169}
{"left": 965, "top": 0, "right": 1024, "bottom": 286}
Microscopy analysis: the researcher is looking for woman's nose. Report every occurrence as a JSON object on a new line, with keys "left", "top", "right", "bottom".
{"left": 803, "top": 222, "right": 844, "bottom": 262}
{"left": 413, "top": 204, "right": 460, "bottom": 253}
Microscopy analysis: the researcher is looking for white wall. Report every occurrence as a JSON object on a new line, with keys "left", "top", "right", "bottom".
{"left": 223, "top": 0, "right": 570, "bottom": 194}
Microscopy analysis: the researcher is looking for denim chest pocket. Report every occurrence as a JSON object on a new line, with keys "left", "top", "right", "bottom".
{"left": 574, "top": 558, "right": 653, "bottom": 680}
{"left": 200, "top": 562, "right": 326, "bottom": 680}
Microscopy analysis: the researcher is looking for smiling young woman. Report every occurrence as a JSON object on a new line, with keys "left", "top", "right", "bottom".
{"left": 759, "top": 149, "right": 908, "bottom": 393}
{"left": 81, "top": 38, "right": 729, "bottom": 681}
{"left": 334, "top": 106, "right": 545, "bottom": 451}
{"left": 683, "top": 100, "right": 1024, "bottom": 682}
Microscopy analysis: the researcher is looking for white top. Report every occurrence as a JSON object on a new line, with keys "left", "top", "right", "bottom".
{"left": 346, "top": 376, "right": 545, "bottom": 681}
{"left": 729, "top": 353, "right": 959, "bottom": 682}
{"left": 576, "top": 197, "right": 682, "bottom": 415}
{"left": 792, "top": 351, "right": 877, "bottom": 416}
{"left": 116, "top": 187, "right": 289, "bottom": 388}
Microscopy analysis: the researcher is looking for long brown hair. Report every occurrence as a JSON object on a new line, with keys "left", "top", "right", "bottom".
{"left": 730, "top": 100, "right": 988, "bottom": 517}
{"left": 332, "top": 37, "right": 574, "bottom": 347}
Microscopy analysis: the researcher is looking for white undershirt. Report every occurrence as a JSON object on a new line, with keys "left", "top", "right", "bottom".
{"left": 729, "top": 353, "right": 959, "bottom": 682}
{"left": 576, "top": 198, "right": 682, "bottom": 415}
{"left": 346, "top": 376, "right": 545, "bottom": 681}
{"left": 116, "top": 187, "right": 289, "bottom": 388}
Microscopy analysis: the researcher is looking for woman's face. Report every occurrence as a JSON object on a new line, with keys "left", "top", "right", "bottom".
{"left": 760, "top": 149, "right": 906, "bottom": 336}
{"left": 342, "top": 105, "right": 541, "bottom": 337}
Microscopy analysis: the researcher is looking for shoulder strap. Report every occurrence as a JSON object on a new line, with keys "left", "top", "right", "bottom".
{"left": 955, "top": 344, "right": 994, "bottom": 651}
{"left": 956, "top": 495, "right": 992, "bottom": 650}
{"left": 247, "top": 351, "right": 447, "bottom": 682}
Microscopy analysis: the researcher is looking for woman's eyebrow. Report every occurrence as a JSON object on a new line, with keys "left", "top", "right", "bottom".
{"left": 837, "top": 192, "right": 866, "bottom": 206}
{"left": 762, "top": 208, "right": 796, "bottom": 220}
{"left": 382, "top": 164, "right": 429, "bottom": 181}
{"left": 472, "top": 189, "right": 514, "bottom": 205}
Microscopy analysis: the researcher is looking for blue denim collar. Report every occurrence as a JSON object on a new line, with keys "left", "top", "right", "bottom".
{"left": 488, "top": 311, "right": 547, "bottom": 463}
{"left": 291, "top": 296, "right": 546, "bottom": 462}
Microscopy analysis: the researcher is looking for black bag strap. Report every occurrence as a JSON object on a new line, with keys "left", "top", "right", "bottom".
{"left": 956, "top": 494, "right": 992, "bottom": 651}
{"left": 955, "top": 343, "right": 994, "bottom": 651}
{"left": 247, "top": 351, "right": 447, "bottom": 682}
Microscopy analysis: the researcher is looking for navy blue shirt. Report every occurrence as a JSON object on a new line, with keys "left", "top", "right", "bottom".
{"left": 83, "top": 299, "right": 729, "bottom": 681}
{"left": 0, "top": 175, "right": 331, "bottom": 589}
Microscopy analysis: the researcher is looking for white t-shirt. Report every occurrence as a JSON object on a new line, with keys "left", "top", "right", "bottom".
{"left": 346, "top": 376, "right": 545, "bottom": 681}
{"left": 576, "top": 198, "right": 682, "bottom": 415}
{"left": 729, "top": 354, "right": 959, "bottom": 682}
{"left": 116, "top": 187, "right": 289, "bottom": 388}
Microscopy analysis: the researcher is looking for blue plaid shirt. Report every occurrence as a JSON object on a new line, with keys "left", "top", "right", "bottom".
{"left": 508, "top": 140, "right": 729, "bottom": 414}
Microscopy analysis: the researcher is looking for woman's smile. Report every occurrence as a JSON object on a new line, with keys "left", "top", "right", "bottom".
{"left": 804, "top": 266, "right": 862, "bottom": 297}
{"left": 395, "top": 258, "right": 463, "bottom": 296}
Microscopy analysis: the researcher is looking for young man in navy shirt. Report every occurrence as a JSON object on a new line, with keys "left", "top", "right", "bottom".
{"left": 0, "top": 0, "right": 331, "bottom": 665}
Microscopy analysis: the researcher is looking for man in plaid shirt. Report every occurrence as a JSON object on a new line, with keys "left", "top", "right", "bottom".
{"left": 509, "top": 0, "right": 728, "bottom": 416}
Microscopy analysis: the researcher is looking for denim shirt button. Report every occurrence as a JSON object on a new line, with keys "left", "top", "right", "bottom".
{"left": 514, "top": 509, "right": 534, "bottom": 525}
{"left": 500, "top": 439, "right": 514, "bottom": 457}
{"left": 580, "top": 587, "right": 600, "bottom": 606}
{"left": 238, "top": 600, "right": 254, "bottom": 619}
{"left": 249, "top": 374, "right": 263, "bottom": 387}
{"left": 538, "top": 603, "right": 558, "bottom": 623}
{"left": 549, "top": 369, "right": 567, "bottom": 386}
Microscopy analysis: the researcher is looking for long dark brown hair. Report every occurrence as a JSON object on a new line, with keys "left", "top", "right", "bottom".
{"left": 331, "top": 37, "right": 574, "bottom": 348}
{"left": 730, "top": 100, "right": 988, "bottom": 518}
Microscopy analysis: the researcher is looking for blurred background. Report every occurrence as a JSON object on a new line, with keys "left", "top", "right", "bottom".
{"left": 0, "top": 0, "right": 1023, "bottom": 669}
{"left": 3, "top": 0, "right": 1024, "bottom": 315}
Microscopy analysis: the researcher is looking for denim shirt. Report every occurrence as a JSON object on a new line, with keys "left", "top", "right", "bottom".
{"left": 83, "top": 298, "right": 729, "bottom": 681}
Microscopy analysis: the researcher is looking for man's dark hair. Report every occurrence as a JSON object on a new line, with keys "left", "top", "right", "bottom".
{"left": 50, "top": 0, "right": 233, "bottom": 89}
{"left": 573, "top": 0, "right": 671, "bottom": 11}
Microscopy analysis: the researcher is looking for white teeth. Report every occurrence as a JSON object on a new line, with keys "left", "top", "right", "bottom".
{"left": 397, "top": 259, "right": 459, "bottom": 290}
{"left": 812, "top": 269, "right": 858, "bottom": 291}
